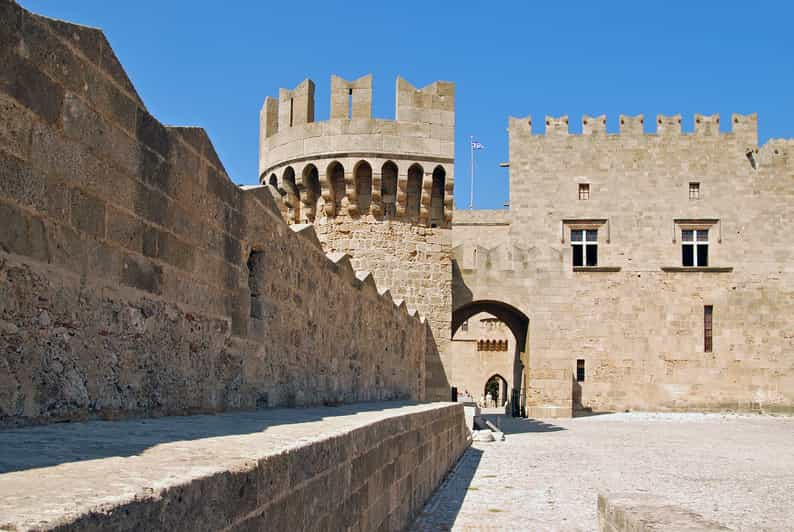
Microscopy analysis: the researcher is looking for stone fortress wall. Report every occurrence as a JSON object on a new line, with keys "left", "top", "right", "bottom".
{"left": 0, "top": 0, "right": 431, "bottom": 426}
{"left": 259, "top": 75, "right": 456, "bottom": 400}
{"left": 454, "top": 112, "right": 794, "bottom": 415}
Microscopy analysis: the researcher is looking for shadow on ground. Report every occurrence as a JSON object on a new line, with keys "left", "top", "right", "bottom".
{"left": 481, "top": 413, "right": 566, "bottom": 434}
{"left": 0, "top": 401, "right": 421, "bottom": 474}
{"left": 409, "top": 447, "right": 484, "bottom": 531}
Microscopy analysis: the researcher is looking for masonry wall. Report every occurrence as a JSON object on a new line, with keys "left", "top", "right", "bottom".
{"left": 259, "top": 75, "right": 457, "bottom": 401}
{"left": 0, "top": 0, "right": 427, "bottom": 426}
{"left": 453, "top": 114, "right": 794, "bottom": 415}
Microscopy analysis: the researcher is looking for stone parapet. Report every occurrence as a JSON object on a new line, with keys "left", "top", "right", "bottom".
{"left": 0, "top": 402, "right": 469, "bottom": 531}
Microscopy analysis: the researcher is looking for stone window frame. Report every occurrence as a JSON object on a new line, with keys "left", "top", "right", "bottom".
{"left": 689, "top": 182, "right": 701, "bottom": 200}
{"left": 578, "top": 183, "right": 590, "bottom": 200}
{"left": 662, "top": 219, "right": 733, "bottom": 273}
{"left": 561, "top": 219, "right": 621, "bottom": 272}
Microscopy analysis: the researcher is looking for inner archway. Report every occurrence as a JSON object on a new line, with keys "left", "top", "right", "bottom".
{"left": 452, "top": 300, "right": 529, "bottom": 416}
{"left": 484, "top": 374, "right": 508, "bottom": 408}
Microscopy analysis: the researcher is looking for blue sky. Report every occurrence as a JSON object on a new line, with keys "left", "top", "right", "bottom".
{"left": 21, "top": 1, "right": 794, "bottom": 209}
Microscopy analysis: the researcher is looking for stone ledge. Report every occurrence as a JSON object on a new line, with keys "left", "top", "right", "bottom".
{"left": 573, "top": 266, "right": 621, "bottom": 273}
{"left": 598, "top": 493, "right": 731, "bottom": 531}
{"left": 0, "top": 401, "right": 468, "bottom": 531}
{"left": 660, "top": 266, "right": 734, "bottom": 273}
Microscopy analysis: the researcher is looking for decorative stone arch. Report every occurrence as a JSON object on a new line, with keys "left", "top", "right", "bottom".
{"left": 324, "top": 160, "right": 345, "bottom": 217}
{"left": 380, "top": 160, "right": 398, "bottom": 219}
{"left": 405, "top": 163, "right": 423, "bottom": 220}
{"left": 353, "top": 160, "right": 373, "bottom": 215}
{"left": 429, "top": 165, "right": 446, "bottom": 227}
{"left": 452, "top": 300, "right": 529, "bottom": 416}
{"left": 282, "top": 166, "right": 300, "bottom": 223}
{"left": 300, "top": 163, "right": 321, "bottom": 222}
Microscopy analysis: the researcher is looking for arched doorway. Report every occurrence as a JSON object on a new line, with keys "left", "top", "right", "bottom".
{"left": 484, "top": 374, "right": 508, "bottom": 408}
{"left": 452, "top": 300, "right": 529, "bottom": 416}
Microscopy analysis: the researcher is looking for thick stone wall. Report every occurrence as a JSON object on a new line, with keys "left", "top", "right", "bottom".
{"left": 0, "top": 402, "right": 469, "bottom": 532}
{"left": 453, "top": 114, "right": 794, "bottom": 415}
{"left": 315, "top": 218, "right": 453, "bottom": 401}
{"left": 0, "top": 0, "right": 427, "bottom": 426}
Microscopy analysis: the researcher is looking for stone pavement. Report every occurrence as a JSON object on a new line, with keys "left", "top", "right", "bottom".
{"left": 410, "top": 411, "right": 794, "bottom": 531}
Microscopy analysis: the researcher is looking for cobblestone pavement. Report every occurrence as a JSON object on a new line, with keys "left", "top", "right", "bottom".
{"left": 410, "top": 411, "right": 794, "bottom": 531}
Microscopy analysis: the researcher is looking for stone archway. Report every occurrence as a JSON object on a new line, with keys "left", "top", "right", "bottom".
{"left": 452, "top": 300, "right": 529, "bottom": 416}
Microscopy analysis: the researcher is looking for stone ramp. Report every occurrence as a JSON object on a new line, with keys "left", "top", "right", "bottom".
{"left": 0, "top": 401, "right": 468, "bottom": 531}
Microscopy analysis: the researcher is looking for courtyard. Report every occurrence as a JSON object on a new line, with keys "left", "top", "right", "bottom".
{"left": 410, "top": 410, "right": 794, "bottom": 531}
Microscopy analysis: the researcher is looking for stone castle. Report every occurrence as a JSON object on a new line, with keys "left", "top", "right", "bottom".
{"left": 260, "top": 78, "right": 794, "bottom": 418}
{"left": 0, "top": 0, "right": 793, "bottom": 529}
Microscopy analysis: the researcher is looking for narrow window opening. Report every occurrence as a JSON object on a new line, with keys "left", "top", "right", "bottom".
{"left": 704, "top": 305, "right": 713, "bottom": 352}
{"left": 289, "top": 97, "right": 294, "bottom": 127}
{"left": 348, "top": 88, "right": 353, "bottom": 120}
{"left": 247, "top": 250, "right": 264, "bottom": 319}
{"left": 578, "top": 183, "right": 590, "bottom": 200}
{"left": 461, "top": 320, "right": 468, "bottom": 332}
{"left": 689, "top": 182, "right": 700, "bottom": 200}
{"left": 682, "top": 229, "right": 708, "bottom": 267}
{"left": 572, "top": 229, "right": 598, "bottom": 267}
{"left": 576, "top": 359, "right": 585, "bottom": 382}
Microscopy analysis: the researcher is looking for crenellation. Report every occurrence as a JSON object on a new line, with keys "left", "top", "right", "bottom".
{"left": 694, "top": 113, "right": 720, "bottom": 136}
{"left": 582, "top": 114, "right": 607, "bottom": 135}
{"left": 656, "top": 114, "right": 682, "bottom": 135}
{"left": 278, "top": 78, "right": 315, "bottom": 130}
{"left": 619, "top": 113, "right": 644, "bottom": 135}
{"left": 545, "top": 115, "right": 569, "bottom": 135}
{"left": 330, "top": 74, "right": 373, "bottom": 120}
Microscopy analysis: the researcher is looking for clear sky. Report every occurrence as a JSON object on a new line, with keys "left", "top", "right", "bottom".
{"left": 20, "top": 1, "right": 794, "bottom": 210}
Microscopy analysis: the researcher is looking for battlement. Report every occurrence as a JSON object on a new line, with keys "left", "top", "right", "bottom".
{"left": 509, "top": 112, "right": 758, "bottom": 142}
{"left": 259, "top": 75, "right": 455, "bottom": 226}
{"left": 261, "top": 75, "right": 455, "bottom": 141}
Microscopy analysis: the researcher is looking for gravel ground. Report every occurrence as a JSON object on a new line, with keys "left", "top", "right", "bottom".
{"left": 410, "top": 411, "right": 794, "bottom": 531}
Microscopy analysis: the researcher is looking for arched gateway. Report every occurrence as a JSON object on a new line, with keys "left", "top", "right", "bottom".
{"left": 452, "top": 300, "right": 529, "bottom": 416}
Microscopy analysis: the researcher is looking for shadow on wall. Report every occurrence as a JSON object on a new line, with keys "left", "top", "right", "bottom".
{"left": 0, "top": 401, "right": 420, "bottom": 474}
{"left": 451, "top": 260, "right": 473, "bottom": 308}
{"left": 572, "top": 376, "right": 613, "bottom": 418}
{"left": 408, "top": 447, "right": 484, "bottom": 531}
{"left": 481, "top": 412, "right": 566, "bottom": 435}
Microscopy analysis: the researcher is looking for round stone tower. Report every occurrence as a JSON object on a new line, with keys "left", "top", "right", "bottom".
{"left": 258, "top": 74, "right": 455, "bottom": 400}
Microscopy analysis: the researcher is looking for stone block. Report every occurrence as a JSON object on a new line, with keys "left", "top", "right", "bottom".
{"left": 0, "top": 200, "right": 49, "bottom": 262}
{"left": 0, "top": 49, "right": 64, "bottom": 125}
{"left": 120, "top": 252, "right": 162, "bottom": 295}
{"left": 70, "top": 188, "right": 106, "bottom": 238}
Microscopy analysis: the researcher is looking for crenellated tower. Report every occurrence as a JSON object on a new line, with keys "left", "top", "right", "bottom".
{"left": 259, "top": 75, "right": 456, "bottom": 400}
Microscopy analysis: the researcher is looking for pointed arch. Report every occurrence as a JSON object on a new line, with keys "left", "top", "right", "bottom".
{"left": 406, "top": 163, "right": 423, "bottom": 219}
{"left": 282, "top": 166, "right": 299, "bottom": 222}
{"left": 268, "top": 173, "right": 278, "bottom": 187}
{"left": 381, "top": 161, "right": 398, "bottom": 218}
{"left": 301, "top": 164, "right": 321, "bottom": 221}
{"left": 327, "top": 161, "right": 345, "bottom": 215}
{"left": 430, "top": 165, "right": 446, "bottom": 227}
{"left": 354, "top": 160, "right": 372, "bottom": 214}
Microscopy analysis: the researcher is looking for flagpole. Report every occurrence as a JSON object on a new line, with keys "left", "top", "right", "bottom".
{"left": 469, "top": 135, "right": 474, "bottom": 209}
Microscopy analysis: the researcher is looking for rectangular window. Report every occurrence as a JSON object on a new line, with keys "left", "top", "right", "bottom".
{"left": 578, "top": 183, "right": 590, "bottom": 200}
{"left": 704, "top": 305, "right": 713, "bottom": 352}
{"left": 689, "top": 182, "right": 700, "bottom": 200}
{"left": 682, "top": 229, "right": 708, "bottom": 267}
{"left": 572, "top": 229, "right": 598, "bottom": 267}
{"left": 576, "top": 359, "right": 585, "bottom": 382}
{"left": 461, "top": 320, "right": 468, "bottom": 332}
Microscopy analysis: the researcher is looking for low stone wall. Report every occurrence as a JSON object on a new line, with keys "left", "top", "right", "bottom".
{"left": 598, "top": 494, "right": 730, "bottom": 532}
{"left": 0, "top": 0, "right": 430, "bottom": 426}
{"left": 0, "top": 402, "right": 469, "bottom": 531}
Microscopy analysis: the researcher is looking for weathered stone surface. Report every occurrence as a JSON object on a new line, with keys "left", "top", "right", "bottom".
{"left": 0, "top": 402, "right": 468, "bottom": 532}
{"left": 0, "top": 1, "right": 427, "bottom": 426}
